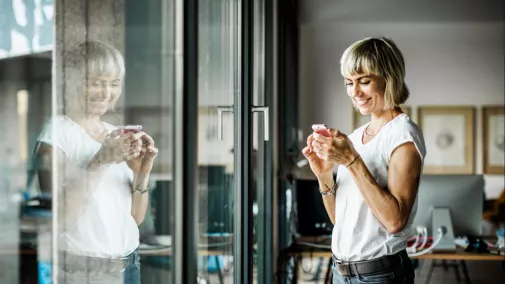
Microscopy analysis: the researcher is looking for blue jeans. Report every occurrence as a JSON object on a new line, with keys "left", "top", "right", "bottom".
{"left": 58, "top": 249, "right": 141, "bottom": 284}
{"left": 332, "top": 256, "right": 415, "bottom": 284}
{"left": 124, "top": 250, "right": 141, "bottom": 284}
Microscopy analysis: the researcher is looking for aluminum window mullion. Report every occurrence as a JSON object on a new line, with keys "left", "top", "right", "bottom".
{"left": 173, "top": 0, "right": 198, "bottom": 283}
{"left": 234, "top": 0, "right": 254, "bottom": 283}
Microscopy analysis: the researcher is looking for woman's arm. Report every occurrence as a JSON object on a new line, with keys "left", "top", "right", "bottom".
{"left": 127, "top": 133, "right": 158, "bottom": 225}
{"left": 36, "top": 143, "right": 105, "bottom": 228}
{"left": 318, "top": 172, "right": 337, "bottom": 224}
{"left": 346, "top": 142, "right": 422, "bottom": 234}
{"left": 131, "top": 172, "right": 150, "bottom": 225}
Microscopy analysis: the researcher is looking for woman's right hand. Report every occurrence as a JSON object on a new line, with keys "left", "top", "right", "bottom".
{"left": 94, "top": 129, "right": 145, "bottom": 165}
{"left": 302, "top": 133, "right": 336, "bottom": 178}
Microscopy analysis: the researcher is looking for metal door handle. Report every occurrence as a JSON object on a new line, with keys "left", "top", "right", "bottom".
{"left": 252, "top": 106, "right": 269, "bottom": 141}
{"left": 217, "top": 106, "right": 233, "bottom": 140}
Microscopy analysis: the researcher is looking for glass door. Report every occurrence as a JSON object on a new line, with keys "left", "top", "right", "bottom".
{"left": 51, "top": 0, "right": 177, "bottom": 283}
{"left": 197, "top": 0, "right": 271, "bottom": 283}
{"left": 196, "top": 0, "right": 238, "bottom": 283}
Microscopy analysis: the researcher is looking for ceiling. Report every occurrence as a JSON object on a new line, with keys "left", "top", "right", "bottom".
{"left": 299, "top": 0, "right": 505, "bottom": 24}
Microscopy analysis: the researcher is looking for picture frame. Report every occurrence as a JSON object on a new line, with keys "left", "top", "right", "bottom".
{"left": 482, "top": 106, "right": 505, "bottom": 174}
{"left": 352, "top": 105, "right": 411, "bottom": 130}
{"left": 418, "top": 106, "right": 475, "bottom": 174}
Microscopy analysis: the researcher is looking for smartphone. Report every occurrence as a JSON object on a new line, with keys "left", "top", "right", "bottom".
{"left": 311, "top": 124, "right": 331, "bottom": 137}
{"left": 123, "top": 125, "right": 143, "bottom": 133}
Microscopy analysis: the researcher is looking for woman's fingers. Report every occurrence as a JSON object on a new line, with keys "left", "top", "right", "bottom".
{"left": 108, "top": 129, "right": 123, "bottom": 138}
{"left": 131, "top": 138, "right": 142, "bottom": 148}
{"left": 121, "top": 132, "right": 145, "bottom": 144}
{"left": 307, "top": 134, "right": 315, "bottom": 152}
{"left": 146, "top": 146, "right": 159, "bottom": 157}
{"left": 313, "top": 132, "right": 332, "bottom": 143}
{"left": 141, "top": 134, "right": 155, "bottom": 147}
{"left": 302, "top": 146, "right": 312, "bottom": 157}
{"left": 125, "top": 152, "right": 140, "bottom": 160}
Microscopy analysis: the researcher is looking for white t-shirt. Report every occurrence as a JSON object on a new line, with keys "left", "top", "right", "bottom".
{"left": 37, "top": 115, "right": 139, "bottom": 258}
{"left": 332, "top": 113, "right": 426, "bottom": 261}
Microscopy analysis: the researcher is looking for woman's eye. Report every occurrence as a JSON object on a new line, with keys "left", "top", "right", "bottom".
{"left": 345, "top": 82, "right": 353, "bottom": 86}
{"left": 360, "top": 81, "right": 370, "bottom": 85}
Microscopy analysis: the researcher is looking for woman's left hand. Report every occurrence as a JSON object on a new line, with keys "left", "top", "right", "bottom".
{"left": 126, "top": 133, "right": 159, "bottom": 174}
{"left": 311, "top": 129, "right": 359, "bottom": 167}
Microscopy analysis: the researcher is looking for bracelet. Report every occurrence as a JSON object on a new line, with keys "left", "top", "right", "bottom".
{"left": 132, "top": 188, "right": 148, "bottom": 195}
{"left": 320, "top": 182, "right": 337, "bottom": 196}
{"left": 346, "top": 155, "right": 360, "bottom": 168}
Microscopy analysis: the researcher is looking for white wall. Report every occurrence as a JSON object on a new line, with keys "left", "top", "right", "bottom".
{"left": 299, "top": 1, "right": 505, "bottom": 198}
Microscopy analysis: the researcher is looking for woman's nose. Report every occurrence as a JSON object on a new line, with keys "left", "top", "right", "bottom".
{"left": 100, "top": 85, "right": 111, "bottom": 98}
{"left": 352, "top": 83, "right": 361, "bottom": 96}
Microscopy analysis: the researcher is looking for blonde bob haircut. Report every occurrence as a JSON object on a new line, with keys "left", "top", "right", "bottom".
{"left": 340, "top": 37, "right": 409, "bottom": 108}
{"left": 64, "top": 40, "right": 125, "bottom": 110}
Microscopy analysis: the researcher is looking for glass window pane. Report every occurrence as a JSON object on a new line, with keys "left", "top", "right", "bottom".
{"left": 197, "top": 0, "right": 238, "bottom": 283}
{"left": 0, "top": 1, "right": 176, "bottom": 283}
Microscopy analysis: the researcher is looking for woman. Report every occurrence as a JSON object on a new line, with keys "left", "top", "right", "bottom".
{"left": 35, "top": 40, "right": 157, "bottom": 284}
{"left": 302, "top": 37, "right": 426, "bottom": 284}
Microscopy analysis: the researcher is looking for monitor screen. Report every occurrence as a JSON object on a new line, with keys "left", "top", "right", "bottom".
{"left": 292, "top": 179, "right": 333, "bottom": 236}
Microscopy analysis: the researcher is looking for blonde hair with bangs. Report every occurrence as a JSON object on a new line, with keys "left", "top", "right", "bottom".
{"left": 340, "top": 37, "right": 409, "bottom": 108}
{"left": 65, "top": 40, "right": 125, "bottom": 110}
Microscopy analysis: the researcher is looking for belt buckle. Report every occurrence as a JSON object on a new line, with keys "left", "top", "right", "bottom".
{"left": 332, "top": 256, "right": 342, "bottom": 265}
{"left": 336, "top": 262, "right": 351, "bottom": 276}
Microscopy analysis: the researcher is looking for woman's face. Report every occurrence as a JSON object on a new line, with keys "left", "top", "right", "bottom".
{"left": 79, "top": 76, "right": 122, "bottom": 116}
{"left": 344, "top": 73, "right": 386, "bottom": 115}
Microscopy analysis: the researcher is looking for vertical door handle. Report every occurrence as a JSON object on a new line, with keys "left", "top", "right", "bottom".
{"left": 217, "top": 106, "right": 234, "bottom": 140}
{"left": 252, "top": 106, "right": 269, "bottom": 141}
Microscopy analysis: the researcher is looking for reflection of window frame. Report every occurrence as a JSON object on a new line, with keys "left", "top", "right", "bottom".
{"left": 17, "top": 90, "right": 29, "bottom": 161}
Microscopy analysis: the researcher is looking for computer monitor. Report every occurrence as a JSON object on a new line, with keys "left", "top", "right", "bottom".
{"left": 292, "top": 179, "right": 333, "bottom": 236}
{"left": 412, "top": 174, "right": 484, "bottom": 251}
{"left": 154, "top": 180, "right": 172, "bottom": 236}
{"left": 204, "top": 184, "right": 234, "bottom": 234}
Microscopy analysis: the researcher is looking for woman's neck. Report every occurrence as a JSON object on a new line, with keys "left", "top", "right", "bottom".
{"left": 67, "top": 111, "right": 103, "bottom": 131}
{"left": 369, "top": 107, "right": 401, "bottom": 130}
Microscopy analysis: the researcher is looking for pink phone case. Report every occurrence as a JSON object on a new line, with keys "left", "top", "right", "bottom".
{"left": 124, "top": 125, "right": 143, "bottom": 133}
{"left": 311, "top": 124, "right": 331, "bottom": 137}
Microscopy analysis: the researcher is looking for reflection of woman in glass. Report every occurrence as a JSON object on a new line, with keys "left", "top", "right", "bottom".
{"left": 35, "top": 41, "right": 157, "bottom": 283}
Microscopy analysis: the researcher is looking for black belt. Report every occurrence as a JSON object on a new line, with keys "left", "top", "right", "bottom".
{"left": 332, "top": 250, "right": 408, "bottom": 276}
{"left": 59, "top": 249, "right": 139, "bottom": 274}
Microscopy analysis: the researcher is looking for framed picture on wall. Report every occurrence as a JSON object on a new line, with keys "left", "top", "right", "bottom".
{"left": 482, "top": 106, "right": 505, "bottom": 174}
{"left": 418, "top": 106, "right": 475, "bottom": 174}
{"left": 352, "top": 105, "right": 411, "bottom": 130}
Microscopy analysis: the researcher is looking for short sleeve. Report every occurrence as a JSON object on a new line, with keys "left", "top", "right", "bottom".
{"left": 385, "top": 120, "right": 427, "bottom": 164}
{"left": 36, "top": 117, "right": 70, "bottom": 156}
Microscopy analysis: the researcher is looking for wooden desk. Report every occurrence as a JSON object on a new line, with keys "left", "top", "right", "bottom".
{"left": 285, "top": 250, "right": 504, "bottom": 261}
{"left": 140, "top": 249, "right": 231, "bottom": 256}
{"left": 411, "top": 250, "right": 504, "bottom": 261}
{"left": 279, "top": 240, "right": 505, "bottom": 284}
